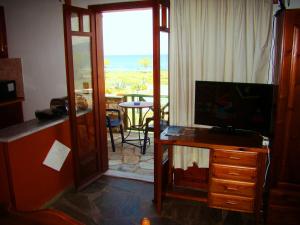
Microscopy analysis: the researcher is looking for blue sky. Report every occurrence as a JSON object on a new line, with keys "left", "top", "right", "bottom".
{"left": 103, "top": 9, "right": 168, "bottom": 56}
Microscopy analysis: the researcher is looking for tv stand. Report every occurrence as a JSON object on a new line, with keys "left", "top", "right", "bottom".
{"left": 210, "top": 126, "right": 258, "bottom": 136}
{"left": 155, "top": 126, "right": 267, "bottom": 223}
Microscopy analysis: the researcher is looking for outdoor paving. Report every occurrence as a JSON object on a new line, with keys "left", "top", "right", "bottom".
{"left": 107, "top": 131, "right": 154, "bottom": 182}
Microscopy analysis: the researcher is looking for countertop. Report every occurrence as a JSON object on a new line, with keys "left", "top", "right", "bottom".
{"left": 0, "top": 116, "right": 68, "bottom": 143}
{"left": 0, "top": 109, "right": 92, "bottom": 143}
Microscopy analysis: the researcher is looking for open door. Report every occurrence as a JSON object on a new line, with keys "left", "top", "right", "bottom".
{"left": 153, "top": 0, "right": 170, "bottom": 203}
{"left": 153, "top": 0, "right": 170, "bottom": 137}
{"left": 63, "top": 5, "right": 107, "bottom": 189}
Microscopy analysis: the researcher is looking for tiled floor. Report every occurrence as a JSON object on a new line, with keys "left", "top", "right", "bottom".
{"left": 50, "top": 176, "right": 259, "bottom": 225}
{"left": 49, "top": 131, "right": 261, "bottom": 225}
{"left": 106, "top": 131, "right": 154, "bottom": 182}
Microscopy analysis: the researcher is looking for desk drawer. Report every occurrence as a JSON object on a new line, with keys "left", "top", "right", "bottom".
{"left": 213, "top": 149, "right": 258, "bottom": 167}
{"left": 210, "top": 178, "right": 255, "bottom": 197}
{"left": 209, "top": 193, "right": 254, "bottom": 212}
{"left": 212, "top": 164, "right": 257, "bottom": 182}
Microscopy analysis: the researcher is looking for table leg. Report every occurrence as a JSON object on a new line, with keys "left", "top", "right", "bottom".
{"left": 168, "top": 145, "right": 173, "bottom": 186}
{"left": 155, "top": 142, "right": 163, "bottom": 213}
{"left": 119, "top": 106, "right": 152, "bottom": 153}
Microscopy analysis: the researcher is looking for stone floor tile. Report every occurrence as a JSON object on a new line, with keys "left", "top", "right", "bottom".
{"left": 140, "top": 155, "right": 153, "bottom": 162}
{"left": 109, "top": 159, "right": 123, "bottom": 166}
{"left": 123, "top": 154, "right": 140, "bottom": 164}
{"left": 135, "top": 168, "right": 154, "bottom": 176}
{"left": 139, "top": 162, "right": 154, "bottom": 170}
{"left": 119, "top": 164, "right": 139, "bottom": 172}
{"left": 50, "top": 176, "right": 261, "bottom": 225}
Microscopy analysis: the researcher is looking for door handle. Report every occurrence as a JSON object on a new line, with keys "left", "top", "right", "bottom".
{"left": 229, "top": 156, "right": 240, "bottom": 160}
{"left": 226, "top": 186, "right": 238, "bottom": 191}
{"left": 225, "top": 201, "right": 238, "bottom": 205}
{"left": 228, "top": 172, "right": 240, "bottom": 176}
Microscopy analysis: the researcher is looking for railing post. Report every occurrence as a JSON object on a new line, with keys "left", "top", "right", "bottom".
{"left": 139, "top": 96, "right": 143, "bottom": 125}
{"left": 131, "top": 95, "right": 135, "bottom": 127}
{"left": 124, "top": 95, "right": 128, "bottom": 130}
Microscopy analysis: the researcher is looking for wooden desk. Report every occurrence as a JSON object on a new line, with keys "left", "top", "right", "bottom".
{"left": 155, "top": 126, "right": 267, "bottom": 221}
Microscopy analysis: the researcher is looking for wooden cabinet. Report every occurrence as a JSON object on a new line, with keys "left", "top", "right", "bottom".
{"left": 0, "top": 98, "right": 24, "bottom": 129}
{"left": 212, "top": 149, "right": 258, "bottom": 167}
{"left": 208, "top": 149, "right": 259, "bottom": 213}
{"left": 210, "top": 178, "right": 256, "bottom": 197}
{"left": 155, "top": 127, "right": 267, "bottom": 222}
{"left": 210, "top": 164, "right": 257, "bottom": 183}
{"left": 0, "top": 58, "right": 24, "bottom": 129}
{"left": 0, "top": 6, "right": 8, "bottom": 58}
{"left": 0, "top": 119, "right": 73, "bottom": 210}
{"left": 209, "top": 193, "right": 254, "bottom": 212}
{"left": 267, "top": 9, "right": 300, "bottom": 225}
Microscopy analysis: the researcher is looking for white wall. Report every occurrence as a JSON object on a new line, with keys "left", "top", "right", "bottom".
{"left": 0, "top": 0, "right": 67, "bottom": 121}
{"left": 0, "top": 0, "right": 145, "bottom": 121}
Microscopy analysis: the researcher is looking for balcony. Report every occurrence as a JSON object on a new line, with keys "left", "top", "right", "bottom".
{"left": 106, "top": 93, "right": 168, "bottom": 131}
{"left": 106, "top": 93, "right": 168, "bottom": 181}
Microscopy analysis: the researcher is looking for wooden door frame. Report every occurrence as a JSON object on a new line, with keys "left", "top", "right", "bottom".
{"left": 89, "top": 1, "right": 153, "bottom": 12}
{"left": 63, "top": 5, "right": 104, "bottom": 189}
{"left": 88, "top": 3, "right": 170, "bottom": 198}
{"left": 89, "top": 0, "right": 162, "bottom": 171}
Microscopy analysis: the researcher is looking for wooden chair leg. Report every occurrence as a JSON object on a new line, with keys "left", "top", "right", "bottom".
{"left": 108, "top": 125, "right": 115, "bottom": 152}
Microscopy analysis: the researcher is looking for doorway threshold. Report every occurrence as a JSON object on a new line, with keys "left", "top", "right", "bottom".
{"left": 104, "top": 169, "right": 154, "bottom": 183}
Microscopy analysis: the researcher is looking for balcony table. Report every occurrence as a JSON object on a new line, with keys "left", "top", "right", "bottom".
{"left": 119, "top": 101, "right": 153, "bottom": 152}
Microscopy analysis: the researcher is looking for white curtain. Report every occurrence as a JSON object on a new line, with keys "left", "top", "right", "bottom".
{"left": 169, "top": 0, "right": 273, "bottom": 169}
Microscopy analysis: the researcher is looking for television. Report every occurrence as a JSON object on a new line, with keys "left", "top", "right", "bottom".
{"left": 194, "top": 81, "right": 275, "bottom": 137}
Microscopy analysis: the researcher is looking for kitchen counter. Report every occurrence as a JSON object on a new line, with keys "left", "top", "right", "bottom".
{"left": 0, "top": 113, "right": 74, "bottom": 210}
{"left": 0, "top": 108, "right": 92, "bottom": 143}
{"left": 0, "top": 116, "right": 68, "bottom": 143}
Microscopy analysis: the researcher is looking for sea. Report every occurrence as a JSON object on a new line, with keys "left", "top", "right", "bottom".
{"left": 104, "top": 54, "right": 168, "bottom": 71}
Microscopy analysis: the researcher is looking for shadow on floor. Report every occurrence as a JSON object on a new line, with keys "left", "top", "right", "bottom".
{"left": 50, "top": 176, "right": 260, "bottom": 225}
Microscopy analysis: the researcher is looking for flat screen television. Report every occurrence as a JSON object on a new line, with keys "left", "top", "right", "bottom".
{"left": 194, "top": 81, "right": 275, "bottom": 136}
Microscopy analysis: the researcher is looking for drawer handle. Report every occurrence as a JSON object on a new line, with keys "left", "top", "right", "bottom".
{"left": 226, "top": 186, "right": 238, "bottom": 191}
{"left": 228, "top": 172, "right": 240, "bottom": 176}
{"left": 229, "top": 156, "right": 241, "bottom": 160}
{"left": 225, "top": 201, "right": 238, "bottom": 205}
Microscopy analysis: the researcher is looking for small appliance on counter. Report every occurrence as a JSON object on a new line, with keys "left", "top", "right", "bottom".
{"left": 50, "top": 96, "right": 68, "bottom": 113}
{"left": 35, "top": 97, "right": 68, "bottom": 121}
{"left": 0, "top": 80, "right": 17, "bottom": 101}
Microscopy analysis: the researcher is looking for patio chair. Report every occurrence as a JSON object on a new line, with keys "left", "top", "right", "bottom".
{"left": 142, "top": 103, "right": 169, "bottom": 154}
{"left": 106, "top": 109, "right": 125, "bottom": 152}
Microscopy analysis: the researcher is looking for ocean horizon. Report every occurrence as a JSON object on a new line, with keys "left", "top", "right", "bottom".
{"left": 104, "top": 54, "right": 168, "bottom": 72}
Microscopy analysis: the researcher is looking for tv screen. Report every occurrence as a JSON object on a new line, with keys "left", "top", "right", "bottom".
{"left": 194, "top": 81, "right": 275, "bottom": 136}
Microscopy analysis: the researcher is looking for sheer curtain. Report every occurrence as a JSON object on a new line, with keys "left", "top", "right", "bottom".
{"left": 169, "top": 0, "right": 273, "bottom": 169}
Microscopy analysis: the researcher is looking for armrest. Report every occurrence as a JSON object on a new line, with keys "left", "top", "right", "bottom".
{"left": 144, "top": 117, "right": 154, "bottom": 129}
